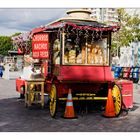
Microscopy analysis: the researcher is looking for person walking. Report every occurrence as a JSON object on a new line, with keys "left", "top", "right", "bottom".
{"left": 0, "top": 65, "right": 3, "bottom": 78}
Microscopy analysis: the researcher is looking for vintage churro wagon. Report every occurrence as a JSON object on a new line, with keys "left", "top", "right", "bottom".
{"left": 16, "top": 9, "right": 133, "bottom": 118}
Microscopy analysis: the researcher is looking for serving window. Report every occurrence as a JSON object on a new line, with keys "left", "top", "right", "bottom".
{"left": 63, "top": 35, "right": 109, "bottom": 65}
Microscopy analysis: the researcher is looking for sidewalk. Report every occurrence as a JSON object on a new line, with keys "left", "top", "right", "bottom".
{"left": 0, "top": 79, "right": 140, "bottom": 132}
{"left": 0, "top": 79, "right": 18, "bottom": 99}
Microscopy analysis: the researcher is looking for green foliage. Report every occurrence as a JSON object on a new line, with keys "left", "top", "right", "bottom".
{"left": 0, "top": 36, "right": 13, "bottom": 56}
{"left": 11, "top": 32, "right": 22, "bottom": 37}
{"left": 112, "top": 8, "right": 140, "bottom": 55}
{"left": 0, "top": 32, "right": 24, "bottom": 55}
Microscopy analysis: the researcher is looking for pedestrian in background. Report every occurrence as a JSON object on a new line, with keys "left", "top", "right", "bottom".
{"left": 0, "top": 65, "right": 4, "bottom": 78}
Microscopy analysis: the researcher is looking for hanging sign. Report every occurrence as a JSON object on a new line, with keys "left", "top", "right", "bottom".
{"left": 32, "top": 33, "right": 49, "bottom": 59}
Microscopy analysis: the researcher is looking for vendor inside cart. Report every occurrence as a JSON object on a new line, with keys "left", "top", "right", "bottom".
{"left": 53, "top": 39, "right": 60, "bottom": 64}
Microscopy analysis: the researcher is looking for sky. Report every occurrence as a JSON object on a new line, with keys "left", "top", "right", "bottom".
{"left": 0, "top": 8, "right": 70, "bottom": 36}
{"left": 0, "top": 8, "right": 139, "bottom": 36}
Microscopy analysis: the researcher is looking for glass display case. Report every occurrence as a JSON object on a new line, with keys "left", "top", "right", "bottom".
{"left": 63, "top": 37, "right": 108, "bottom": 65}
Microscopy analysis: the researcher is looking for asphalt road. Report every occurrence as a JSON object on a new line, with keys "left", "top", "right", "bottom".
{"left": 0, "top": 78, "right": 140, "bottom": 132}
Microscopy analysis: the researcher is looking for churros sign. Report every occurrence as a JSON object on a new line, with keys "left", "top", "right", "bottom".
{"left": 32, "top": 33, "right": 49, "bottom": 59}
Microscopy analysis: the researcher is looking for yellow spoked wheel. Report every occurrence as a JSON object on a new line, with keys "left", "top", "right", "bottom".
{"left": 112, "top": 84, "right": 122, "bottom": 117}
{"left": 30, "top": 92, "right": 34, "bottom": 102}
{"left": 49, "top": 84, "right": 57, "bottom": 118}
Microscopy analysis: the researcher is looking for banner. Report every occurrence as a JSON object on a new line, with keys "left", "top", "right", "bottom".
{"left": 32, "top": 33, "right": 49, "bottom": 59}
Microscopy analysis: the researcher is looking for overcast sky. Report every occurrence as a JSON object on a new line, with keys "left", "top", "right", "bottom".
{"left": 0, "top": 8, "right": 139, "bottom": 36}
{"left": 0, "top": 8, "right": 70, "bottom": 36}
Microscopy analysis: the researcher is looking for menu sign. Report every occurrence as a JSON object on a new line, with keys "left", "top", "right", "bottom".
{"left": 32, "top": 33, "right": 49, "bottom": 59}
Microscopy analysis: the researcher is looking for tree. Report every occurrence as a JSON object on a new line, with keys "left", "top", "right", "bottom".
{"left": 0, "top": 36, "right": 13, "bottom": 56}
{"left": 112, "top": 8, "right": 140, "bottom": 56}
{"left": 11, "top": 32, "right": 22, "bottom": 37}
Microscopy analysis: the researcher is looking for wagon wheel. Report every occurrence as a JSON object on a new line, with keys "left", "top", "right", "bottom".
{"left": 30, "top": 92, "right": 35, "bottom": 102}
{"left": 112, "top": 84, "right": 122, "bottom": 117}
{"left": 49, "top": 84, "right": 58, "bottom": 118}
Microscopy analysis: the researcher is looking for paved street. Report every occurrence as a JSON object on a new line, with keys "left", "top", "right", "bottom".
{"left": 0, "top": 78, "right": 140, "bottom": 132}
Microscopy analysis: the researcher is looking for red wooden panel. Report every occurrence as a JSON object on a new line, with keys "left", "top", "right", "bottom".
{"left": 116, "top": 80, "right": 133, "bottom": 109}
{"left": 58, "top": 66, "right": 114, "bottom": 82}
{"left": 16, "top": 78, "right": 25, "bottom": 93}
{"left": 31, "top": 27, "right": 46, "bottom": 36}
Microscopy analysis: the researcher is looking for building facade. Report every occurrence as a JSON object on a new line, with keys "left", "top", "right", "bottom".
{"left": 91, "top": 8, "right": 119, "bottom": 26}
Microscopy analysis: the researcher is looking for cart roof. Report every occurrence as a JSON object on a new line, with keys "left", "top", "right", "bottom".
{"left": 31, "top": 19, "right": 120, "bottom": 35}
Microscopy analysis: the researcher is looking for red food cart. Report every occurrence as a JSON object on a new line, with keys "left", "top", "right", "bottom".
{"left": 16, "top": 9, "right": 133, "bottom": 118}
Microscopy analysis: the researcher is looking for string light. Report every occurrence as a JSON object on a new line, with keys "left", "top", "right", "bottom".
{"left": 79, "top": 29, "right": 83, "bottom": 36}
{"left": 75, "top": 29, "right": 80, "bottom": 46}
{"left": 57, "top": 27, "right": 61, "bottom": 39}
{"left": 84, "top": 29, "right": 89, "bottom": 39}
{"left": 91, "top": 30, "right": 95, "bottom": 44}
{"left": 95, "top": 31, "right": 99, "bottom": 39}
{"left": 71, "top": 27, "right": 76, "bottom": 34}
{"left": 99, "top": 31, "right": 103, "bottom": 41}
{"left": 65, "top": 25, "right": 71, "bottom": 38}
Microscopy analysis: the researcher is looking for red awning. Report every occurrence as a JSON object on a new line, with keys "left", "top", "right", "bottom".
{"left": 30, "top": 26, "right": 47, "bottom": 37}
{"left": 30, "top": 20, "right": 120, "bottom": 36}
